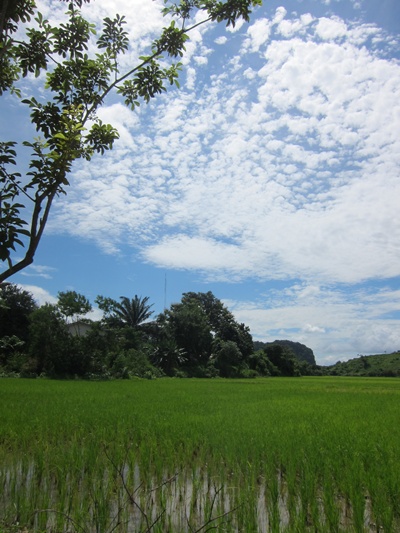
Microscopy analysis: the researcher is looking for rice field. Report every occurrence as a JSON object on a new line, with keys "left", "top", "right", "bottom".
{"left": 0, "top": 377, "right": 399, "bottom": 532}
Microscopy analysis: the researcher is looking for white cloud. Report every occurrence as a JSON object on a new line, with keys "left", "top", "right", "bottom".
{"left": 143, "top": 235, "right": 247, "bottom": 275}
{"left": 55, "top": 16, "right": 400, "bottom": 284}
{"left": 315, "top": 17, "right": 348, "bottom": 40}
{"left": 20, "top": 264, "right": 57, "bottom": 279}
{"left": 18, "top": 284, "right": 57, "bottom": 306}
{"left": 243, "top": 18, "right": 271, "bottom": 52}
{"left": 194, "top": 55, "right": 208, "bottom": 65}
{"left": 303, "top": 324, "right": 326, "bottom": 334}
{"left": 272, "top": 7, "right": 287, "bottom": 25}
{"left": 226, "top": 18, "right": 246, "bottom": 33}
{"left": 215, "top": 36, "right": 228, "bottom": 45}
{"left": 15, "top": 4, "right": 399, "bottom": 360}
{"left": 227, "top": 284, "right": 400, "bottom": 364}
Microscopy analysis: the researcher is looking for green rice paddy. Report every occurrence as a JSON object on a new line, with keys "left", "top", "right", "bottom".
{"left": 0, "top": 377, "right": 399, "bottom": 532}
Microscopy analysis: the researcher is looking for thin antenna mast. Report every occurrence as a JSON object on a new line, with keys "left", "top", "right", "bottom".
{"left": 164, "top": 273, "right": 167, "bottom": 310}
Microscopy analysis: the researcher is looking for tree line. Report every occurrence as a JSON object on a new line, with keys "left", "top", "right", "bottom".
{"left": 0, "top": 283, "right": 319, "bottom": 379}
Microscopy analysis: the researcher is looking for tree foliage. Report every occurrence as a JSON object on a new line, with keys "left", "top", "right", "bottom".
{"left": 155, "top": 291, "right": 253, "bottom": 376}
{"left": 212, "top": 338, "right": 243, "bottom": 377}
{"left": 28, "top": 303, "right": 72, "bottom": 375}
{"left": 262, "top": 343, "right": 300, "bottom": 377}
{"left": 254, "top": 339, "right": 316, "bottom": 365}
{"left": 0, "top": 284, "right": 320, "bottom": 379}
{"left": 0, "top": 281, "right": 37, "bottom": 341}
{"left": 0, "top": 0, "right": 262, "bottom": 282}
{"left": 158, "top": 297, "right": 213, "bottom": 370}
{"left": 57, "top": 290, "right": 92, "bottom": 322}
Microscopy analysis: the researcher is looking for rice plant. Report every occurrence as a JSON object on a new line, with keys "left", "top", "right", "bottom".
{"left": 0, "top": 377, "right": 399, "bottom": 532}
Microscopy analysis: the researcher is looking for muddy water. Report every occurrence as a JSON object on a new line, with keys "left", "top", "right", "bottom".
{"left": 0, "top": 463, "right": 392, "bottom": 532}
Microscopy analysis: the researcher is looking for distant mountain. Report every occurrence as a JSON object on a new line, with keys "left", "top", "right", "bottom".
{"left": 254, "top": 340, "right": 316, "bottom": 365}
{"left": 324, "top": 352, "right": 400, "bottom": 377}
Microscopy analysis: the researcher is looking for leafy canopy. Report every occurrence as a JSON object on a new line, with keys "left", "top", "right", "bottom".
{"left": 57, "top": 290, "right": 92, "bottom": 321}
{"left": 0, "top": 0, "right": 261, "bottom": 283}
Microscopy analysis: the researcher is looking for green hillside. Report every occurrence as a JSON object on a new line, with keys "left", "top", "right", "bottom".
{"left": 324, "top": 351, "right": 400, "bottom": 377}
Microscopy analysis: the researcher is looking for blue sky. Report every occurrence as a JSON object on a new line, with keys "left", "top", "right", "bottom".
{"left": 1, "top": 0, "right": 400, "bottom": 364}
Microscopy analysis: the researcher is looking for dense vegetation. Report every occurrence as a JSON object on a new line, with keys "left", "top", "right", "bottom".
{"left": 0, "top": 283, "right": 318, "bottom": 379}
{"left": 324, "top": 351, "right": 400, "bottom": 377}
{"left": 254, "top": 340, "right": 316, "bottom": 365}
{"left": 1, "top": 377, "right": 399, "bottom": 532}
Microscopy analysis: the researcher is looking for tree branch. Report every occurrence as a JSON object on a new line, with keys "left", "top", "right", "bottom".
{"left": 0, "top": 181, "right": 59, "bottom": 283}
{"left": 82, "top": 15, "right": 212, "bottom": 125}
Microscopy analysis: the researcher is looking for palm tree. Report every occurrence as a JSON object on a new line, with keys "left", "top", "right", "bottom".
{"left": 113, "top": 295, "right": 154, "bottom": 328}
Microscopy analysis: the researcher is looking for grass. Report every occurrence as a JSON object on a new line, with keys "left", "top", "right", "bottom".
{"left": 0, "top": 377, "right": 399, "bottom": 532}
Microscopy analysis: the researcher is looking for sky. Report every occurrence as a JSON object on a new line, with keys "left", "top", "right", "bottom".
{"left": 1, "top": 0, "right": 400, "bottom": 364}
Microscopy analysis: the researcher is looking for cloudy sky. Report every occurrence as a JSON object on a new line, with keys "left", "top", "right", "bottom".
{"left": 1, "top": 0, "right": 400, "bottom": 364}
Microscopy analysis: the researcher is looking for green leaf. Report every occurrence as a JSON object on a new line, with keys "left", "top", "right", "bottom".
{"left": 53, "top": 133, "right": 68, "bottom": 140}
